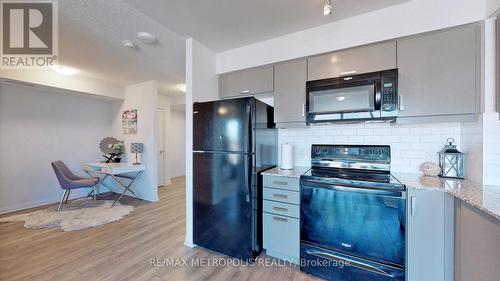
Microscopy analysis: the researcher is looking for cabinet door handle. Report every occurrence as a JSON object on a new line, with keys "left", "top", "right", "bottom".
{"left": 240, "top": 90, "right": 251, "bottom": 95}
{"left": 272, "top": 193, "right": 288, "bottom": 199}
{"left": 273, "top": 216, "right": 288, "bottom": 222}
{"left": 302, "top": 103, "right": 305, "bottom": 117}
{"left": 339, "top": 70, "right": 357, "bottom": 76}
{"left": 399, "top": 95, "right": 404, "bottom": 111}
{"left": 272, "top": 180, "right": 288, "bottom": 186}
{"left": 410, "top": 196, "right": 416, "bottom": 216}
{"left": 273, "top": 206, "right": 288, "bottom": 212}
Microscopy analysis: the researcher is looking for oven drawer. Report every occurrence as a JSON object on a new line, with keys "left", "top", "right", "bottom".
{"left": 300, "top": 243, "right": 404, "bottom": 281}
{"left": 263, "top": 175, "right": 300, "bottom": 191}
{"left": 263, "top": 200, "right": 300, "bottom": 218}
{"left": 263, "top": 187, "right": 300, "bottom": 204}
{"left": 263, "top": 213, "right": 299, "bottom": 263}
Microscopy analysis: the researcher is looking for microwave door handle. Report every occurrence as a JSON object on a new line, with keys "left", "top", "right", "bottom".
{"left": 374, "top": 81, "right": 382, "bottom": 110}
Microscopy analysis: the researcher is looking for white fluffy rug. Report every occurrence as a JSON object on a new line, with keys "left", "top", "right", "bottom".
{"left": 0, "top": 198, "right": 135, "bottom": 231}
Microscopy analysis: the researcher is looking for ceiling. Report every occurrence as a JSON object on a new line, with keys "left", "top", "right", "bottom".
{"left": 58, "top": 0, "right": 186, "bottom": 96}
{"left": 124, "top": 0, "right": 409, "bottom": 52}
{"left": 54, "top": 0, "right": 408, "bottom": 97}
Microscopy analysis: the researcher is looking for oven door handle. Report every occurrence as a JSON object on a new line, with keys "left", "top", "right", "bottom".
{"left": 306, "top": 250, "right": 395, "bottom": 278}
{"left": 301, "top": 179, "right": 404, "bottom": 198}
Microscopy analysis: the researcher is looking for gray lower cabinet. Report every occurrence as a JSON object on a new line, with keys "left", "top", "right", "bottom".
{"left": 274, "top": 59, "right": 307, "bottom": 125}
{"left": 307, "top": 41, "right": 396, "bottom": 81}
{"left": 407, "top": 189, "right": 454, "bottom": 281}
{"left": 397, "top": 25, "right": 480, "bottom": 118}
{"left": 454, "top": 200, "right": 500, "bottom": 281}
{"left": 262, "top": 175, "right": 300, "bottom": 264}
{"left": 497, "top": 16, "right": 500, "bottom": 113}
{"left": 218, "top": 66, "right": 274, "bottom": 98}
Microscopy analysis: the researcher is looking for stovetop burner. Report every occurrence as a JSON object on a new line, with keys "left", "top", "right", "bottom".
{"left": 302, "top": 144, "right": 405, "bottom": 191}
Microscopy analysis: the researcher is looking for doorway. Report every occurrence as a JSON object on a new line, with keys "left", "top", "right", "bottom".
{"left": 157, "top": 108, "right": 166, "bottom": 187}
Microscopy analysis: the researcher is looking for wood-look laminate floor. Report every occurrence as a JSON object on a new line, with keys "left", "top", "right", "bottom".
{"left": 0, "top": 177, "right": 321, "bottom": 281}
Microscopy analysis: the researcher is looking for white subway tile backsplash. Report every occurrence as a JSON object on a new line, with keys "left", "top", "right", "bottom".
{"left": 278, "top": 122, "right": 461, "bottom": 174}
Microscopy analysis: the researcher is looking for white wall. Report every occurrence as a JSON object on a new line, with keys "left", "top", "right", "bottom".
{"left": 0, "top": 69, "right": 124, "bottom": 100}
{"left": 185, "top": 38, "right": 219, "bottom": 247}
{"left": 279, "top": 122, "right": 461, "bottom": 174}
{"left": 482, "top": 17, "right": 500, "bottom": 185}
{"left": 169, "top": 107, "right": 186, "bottom": 178}
{"left": 216, "top": 0, "right": 485, "bottom": 74}
{"left": 111, "top": 81, "right": 159, "bottom": 202}
{"left": 0, "top": 82, "right": 114, "bottom": 213}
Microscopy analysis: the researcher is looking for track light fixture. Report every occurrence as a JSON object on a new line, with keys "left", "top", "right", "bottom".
{"left": 323, "top": 0, "right": 333, "bottom": 16}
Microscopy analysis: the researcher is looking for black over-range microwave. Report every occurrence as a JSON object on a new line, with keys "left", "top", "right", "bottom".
{"left": 306, "top": 69, "right": 398, "bottom": 124}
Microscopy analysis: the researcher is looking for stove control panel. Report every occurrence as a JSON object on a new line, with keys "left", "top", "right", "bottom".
{"left": 311, "top": 145, "right": 391, "bottom": 163}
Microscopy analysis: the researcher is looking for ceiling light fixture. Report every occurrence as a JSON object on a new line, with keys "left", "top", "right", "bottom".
{"left": 323, "top": 0, "right": 333, "bottom": 16}
{"left": 137, "top": 32, "right": 157, "bottom": 44}
{"left": 50, "top": 64, "right": 79, "bottom": 76}
{"left": 176, "top": 84, "right": 187, "bottom": 93}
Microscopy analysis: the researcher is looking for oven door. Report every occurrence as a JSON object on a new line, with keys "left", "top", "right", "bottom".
{"left": 306, "top": 73, "right": 382, "bottom": 123}
{"left": 300, "top": 179, "right": 406, "bottom": 268}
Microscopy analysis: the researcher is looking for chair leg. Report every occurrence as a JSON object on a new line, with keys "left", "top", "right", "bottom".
{"left": 93, "top": 186, "right": 97, "bottom": 200}
{"left": 57, "top": 190, "right": 68, "bottom": 211}
{"left": 64, "top": 189, "right": 71, "bottom": 204}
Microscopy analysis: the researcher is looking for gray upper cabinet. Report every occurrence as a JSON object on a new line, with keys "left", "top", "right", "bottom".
{"left": 397, "top": 25, "right": 480, "bottom": 118}
{"left": 307, "top": 41, "right": 396, "bottom": 81}
{"left": 219, "top": 66, "right": 274, "bottom": 98}
{"left": 274, "top": 59, "right": 307, "bottom": 124}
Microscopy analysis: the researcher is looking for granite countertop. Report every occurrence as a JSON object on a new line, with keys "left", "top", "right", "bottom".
{"left": 261, "top": 166, "right": 310, "bottom": 179}
{"left": 396, "top": 173, "right": 500, "bottom": 221}
{"left": 261, "top": 168, "right": 500, "bottom": 221}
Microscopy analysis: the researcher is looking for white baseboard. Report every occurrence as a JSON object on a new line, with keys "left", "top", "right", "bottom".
{"left": 0, "top": 192, "right": 89, "bottom": 215}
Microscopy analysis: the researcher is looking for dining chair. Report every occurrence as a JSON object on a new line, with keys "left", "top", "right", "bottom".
{"left": 51, "top": 160, "right": 99, "bottom": 211}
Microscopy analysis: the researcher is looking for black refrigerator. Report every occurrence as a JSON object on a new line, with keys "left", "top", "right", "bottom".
{"left": 193, "top": 97, "right": 277, "bottom": 260}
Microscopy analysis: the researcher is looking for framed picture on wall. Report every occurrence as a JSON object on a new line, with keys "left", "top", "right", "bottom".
{"left": 122, "top": 109, "right": 138, "bottom": 134}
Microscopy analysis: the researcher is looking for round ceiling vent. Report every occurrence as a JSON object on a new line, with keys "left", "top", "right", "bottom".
{"left": 122, "top": 40, "right": 137, "bottom": 49}
{"left": 137, "top": 32, "right": 157, "bottom": 44}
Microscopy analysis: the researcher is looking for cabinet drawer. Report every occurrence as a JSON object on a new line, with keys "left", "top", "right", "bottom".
{"left": 263, "top": 175, "right": 299, "bottom": 191}
{"left": 263, "top": 213, "right": 300, "bottom": 263}
{"left": 263, "top": 200, "right": 300, "bottom": 218}
{"left": 263, "top": 187, "right": 300, "bottom": 205}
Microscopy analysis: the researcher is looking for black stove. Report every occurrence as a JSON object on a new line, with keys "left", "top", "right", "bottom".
{"left": 301, "top": 144, "right": 404, "bottom": 191}
{"left": 299, "top": 144, "right": 406, "bottom": 281}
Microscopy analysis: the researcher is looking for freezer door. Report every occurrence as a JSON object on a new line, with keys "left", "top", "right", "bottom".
{"left": 193, "top": 99, "right": 252, "bottom": 153}
{"left": 193, "top": 152, "right": 258, "bottom": 259}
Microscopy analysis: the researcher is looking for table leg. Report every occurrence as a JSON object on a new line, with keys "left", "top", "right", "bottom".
{"left": 111, "top": 171, "right": 142, "bottom": 206}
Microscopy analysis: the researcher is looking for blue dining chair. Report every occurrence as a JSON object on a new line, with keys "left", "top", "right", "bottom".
{"left": 51, "top": 161, "right": 99, "bottom": 211}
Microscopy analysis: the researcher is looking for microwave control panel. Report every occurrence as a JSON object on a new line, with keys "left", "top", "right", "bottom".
{"left": 381, "top": 71, "right": 398, "bottom": 113}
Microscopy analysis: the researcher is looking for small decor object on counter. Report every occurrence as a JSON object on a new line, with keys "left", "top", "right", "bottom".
{"left": 122, "top": 109, "right": 138, "bottom": 134}
{"left": 439, "top": 138, "right": 464, "bottom": 179}
{"left": 130, "top": 143, "right": 144, "bottom": 165}
{"left": 99, "top": 137, "right": 124, "bottom": 163}
{"left": 280, "top": 143, "right": 293, "bottom": 170}
{"left": 421, "top": 162, "right": 441, "bottom": 177}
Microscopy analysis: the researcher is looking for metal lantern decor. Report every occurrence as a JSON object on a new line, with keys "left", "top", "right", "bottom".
{"left": 438, "top": 138, "right": 464, "bottom": 179}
